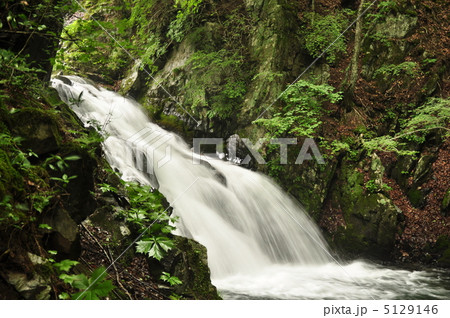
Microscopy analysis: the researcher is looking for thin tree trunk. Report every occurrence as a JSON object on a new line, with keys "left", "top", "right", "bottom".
{"left": 349, "top": 0, "right": 365, "bottom": 90}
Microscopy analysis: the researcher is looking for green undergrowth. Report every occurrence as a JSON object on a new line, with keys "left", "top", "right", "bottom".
{"left": 99, "top": 175, "right": 178, "bottom": 262}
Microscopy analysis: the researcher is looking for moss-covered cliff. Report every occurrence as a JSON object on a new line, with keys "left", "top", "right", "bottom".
{"left": 0, "top": 0, "right": 219, "bottom": 299}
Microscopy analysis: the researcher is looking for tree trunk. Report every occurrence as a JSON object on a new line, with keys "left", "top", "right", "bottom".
{"left": 349, "top": 0, "right": 365, "bottom": 90}
{"left": 342, "top": 0, "right": 365, "bottom": 113}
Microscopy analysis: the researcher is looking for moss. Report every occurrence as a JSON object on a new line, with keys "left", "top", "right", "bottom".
{"left": 437, "top": 249, "right": 450, "bottom": 268}
{"left": 170, "top": 236, "right": 221, "bottom": 300}
{"left": 41, "top": 88, "right": 66, "bottom": 109}
{"left": 333, "top": 224, "right": 369, "bottom": 256}
{"left": 157, "top": 114, "right": 185, "bottom": 135}
{"left": 0, "top": 102, "right": 10, "bottom": 134}
{"left": 10, "top": 107, "right": 61, "bottom": 155}
{"left": 0, "top": 149, "right": 25, "bottom": 197}
{"left": 184, "top": 24, "right": 221, "bottom": 52}
{"left": 433, "top": 235, "right": 450, "bottom": 254}
{"left": 407, "top": 187, "right": 426, "bottom": 208}
{"left": 329, "top": 158, "right": 401, "bottom": 259}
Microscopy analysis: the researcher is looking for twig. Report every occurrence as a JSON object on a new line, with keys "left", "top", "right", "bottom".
{"left": 81, "top": 223, "right": 132, "bottom": 299}
{"left": 392, "top": 127, "right": 450, "bottom": 140}
{"left": 107, "top": 246, "right": 133, "bottom": 300}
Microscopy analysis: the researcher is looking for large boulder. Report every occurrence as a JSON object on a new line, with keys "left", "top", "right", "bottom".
{"left": 329, "top": 156, "right": 402, "bottom": 259}
{"left": 150, "top": 236, "right": 221, "bottom": 299}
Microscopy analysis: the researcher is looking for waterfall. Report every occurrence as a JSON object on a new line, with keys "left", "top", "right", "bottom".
{"left": 52, "top": 76, "right": 450, "bottom": 300}
{"left": 51, "top": 75, "right": 331, "bottom": 276}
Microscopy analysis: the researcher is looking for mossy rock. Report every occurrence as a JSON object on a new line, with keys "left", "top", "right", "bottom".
{"left": 412, "top": 155, "right": 436, "bottom": 185}
{"left": 87, "top": 206, "right": 131, "bottom": 247}
{"left": 291, "top": 159, "right": 338, "bottom": 221}
{"left": 391, "top": 155, "right": 416, "bottom": 189}
{"left": 9, "top": 108, "right": 61, "bottom": 155}
{"left": 407, "top": 186, "right": 427, "bottom": 208}
{"left": 432, "top": 235, "right": 450, "bottom": 254}
{"left": 152, "top": 236, "right": 221, "bottom": 300}
{"left": 56, "top": 142, "right": 98, "bottom": 223}
{"left": 157, "top": 114, "right": 186, "bottom": 137}
{"left": 437, "top": 249, "right": 450, "bottom": 268}
{"left": 329, "top": 159, "right": 402, "bottom": 259}
{"left": 333, "top": 224, "right": 370, "bottom": 256}
{"left": 0, "top": 149, "right": 25, "bottom": 200}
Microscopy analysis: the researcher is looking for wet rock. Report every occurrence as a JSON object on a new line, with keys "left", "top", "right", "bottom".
{"left": 330, "top": 159, "right": 402, "bottom": 259}
{"left": 150, "top": 236, "right": 221, "bottom": 299}
{"left": 2, "top": 271, "right": 51, "bottom": 300}
{"left": 10, "top": 108, "right": 61, "bottom": 155}
{"left": 41, "top": 208, "right": 80, "bottom": 256}
{"left": 375, "top": 14, "right": 418, "bottom": 39}
{"left": 412, "top": 155, "right": 436, "bottom": 185}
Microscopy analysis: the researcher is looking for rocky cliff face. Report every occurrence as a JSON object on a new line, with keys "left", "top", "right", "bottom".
{"left": 0, "top": 1, "right": 220, "bottom": 299}
{"left": 56, "top": 0, "right": 449, "bottom": 266}
{"left": 0, "top": 85, "right": 220, "bottom": 299}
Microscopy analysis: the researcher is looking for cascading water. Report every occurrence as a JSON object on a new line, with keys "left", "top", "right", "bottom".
{"left": 52, "top": 76, "right": 450, "bottom": 300}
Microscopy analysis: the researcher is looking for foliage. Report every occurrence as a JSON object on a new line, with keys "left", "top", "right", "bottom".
{"left": 365, "top": 179, "right": 392, "bottom": 194}
{"left": 124, "top": 182, "right": 176, "bottom": 261}
{"left": 0, "top": 49, "right": 46, "bottom": 97}
{"left": 136, "top": 236, "right": 174, "bottom": 261}
{"left": 167, "top": 0, "right": 204, "bottom": 42}
{"left": 127, "top": 1, "right": 168, "bottom": 71}
{"left": 366, "top": 0, "right": 400, "bottom": 24}
{"left": 44, "top": 154, "right": 81, "bottom": 172}
{"left": 53, "top": 258, "right": 115, "bottom": 300}
{"left": 400, "top": 97, "right": 450, "bottom": 142}
{"left": 362, "top": 97, "right": 450, "bottom": 154}
{"left": 362, "top": 135, "right": 416, "bottom": 156}
{"left": 100, "top": 180, "right": 177, "bottom": 261}
{"left": 302, "top": 11, "right": 350, "bottom": 63}
{"left": 54, "top": 3, "right": 130, "bottom": 81}
{"left": 254, "top": 80, "right": 342, "bottom": 138}
{"left": 374, "top": 62, "right": 420, "bottom": 81}
{"left": 185, "top": 49, "right": 247, "bottom": 119}
{"left": 160, "top": 272, "right": 182, "bottom": 286}
{"left": 67, "top": 129, "right": 104, "bottom": 156}
{"left": 57, "top": 264, "right": 115, "bottom": 300}
{"left": 0, "top": 0, "right": 76, "bottom": 93}
{"left": 318, "top": 138, "right": 360, "bottom": 161}
{"left": 0, "top": 133, "right": 49, "bottom": 227}
{"left": 53, "top": 259, "right": 79, "bottom": 272}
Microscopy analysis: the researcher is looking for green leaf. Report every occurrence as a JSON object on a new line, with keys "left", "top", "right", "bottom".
{"left": 54, "top": 259, "right": 79, "bottom": 272}
{"left": 64, "top": 155, "right": 81, "bottom": 161}
{"left": 136, "top": 236, "right": 174, "bottom": 261}
{"left": 72, "top": 274, "right": 90, "bottom": 290}
{"left": 58, "top": 292, "right": 70, "bottom": 300}
{"left": 59, "top": 273, "right": 85, "bottom": 285}
{"left": 39, "top": 223, "right": 52, "bottom": 230}
{"left": 68, "top": 267, "right": 115, "bottom": 300}
{"left": 160, "top": 272, "right": 182, "bottom": 286}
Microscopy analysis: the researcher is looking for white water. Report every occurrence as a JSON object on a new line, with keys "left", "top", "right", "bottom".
{"left": 52, "top": 76, "right": 450, "bottom": 299}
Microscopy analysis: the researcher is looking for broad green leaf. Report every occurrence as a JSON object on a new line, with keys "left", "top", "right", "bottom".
{"left": 72, "top": 274, "right": 90, "bottom": 290}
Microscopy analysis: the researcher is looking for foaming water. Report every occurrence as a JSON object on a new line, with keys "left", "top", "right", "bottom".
{"left": 52, "top": 76, "right": 450, "bottom": 299}
{"left": 215, "top": 262, "right": 450, "bottom": 300}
